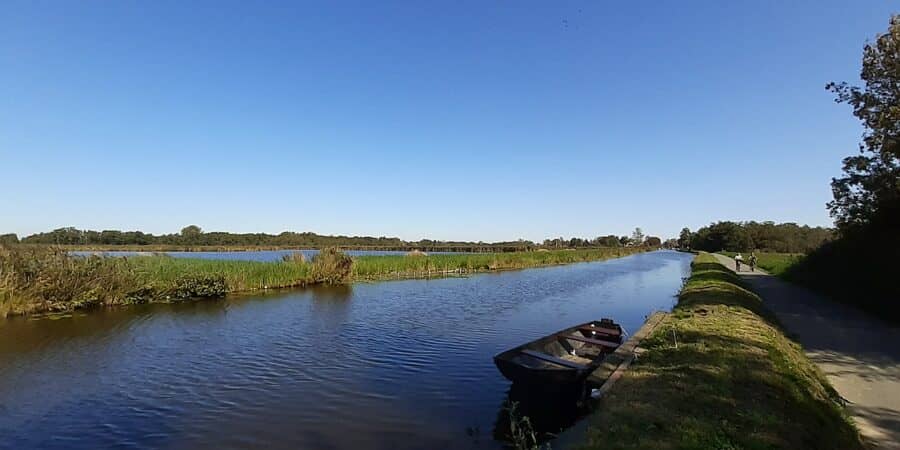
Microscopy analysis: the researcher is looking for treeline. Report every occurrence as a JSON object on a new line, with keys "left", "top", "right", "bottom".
{"left": 17, "top": 226, "right": 408, "bottom": 248}
{"left": 8, "top": 226, "right": 663, "bottom": 251}
{"left": 683, "top": 221, "right": 833, "bottom": 253}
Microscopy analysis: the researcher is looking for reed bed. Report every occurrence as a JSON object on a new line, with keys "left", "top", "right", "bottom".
{"left": 352, "top": 247, "right": 644, "bottom": 280}
{"left": 1, "top": 246, "right": 646, "bottom": 317}
{"left": 127, "top": 256, "right": 313, "bottom": 291}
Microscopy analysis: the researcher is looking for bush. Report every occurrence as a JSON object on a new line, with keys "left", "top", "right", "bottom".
{"left": 170, "top": 274, "right": 227, "bottom": 299}
{"left": 310, "top": 247, "right": 353, "bottom": 284}
{"left": 785, "top": 224, "right": 900, "bottom": 322}
{"left": 0, "top": 245, "right": 139, "bottom": 315}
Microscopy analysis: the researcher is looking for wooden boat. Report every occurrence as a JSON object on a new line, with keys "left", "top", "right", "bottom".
{"left": 493, "top": 319, "right": 624, "bottom": 387}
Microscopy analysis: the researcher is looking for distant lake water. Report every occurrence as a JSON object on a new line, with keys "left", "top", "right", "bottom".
{"left": 0, "top": 250, "right": 692, "bottom": 449}
{"left": 71, "top": 249, "right": 460, "bottom": 261}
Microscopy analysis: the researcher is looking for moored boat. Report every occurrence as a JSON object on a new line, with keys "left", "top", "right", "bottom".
{"left": 493, "top": 319, "right": 624, "bottom": 388}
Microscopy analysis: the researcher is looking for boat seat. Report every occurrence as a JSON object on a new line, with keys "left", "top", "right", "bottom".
{"left": 519, "top": 349, "right": 587, "bottom": 369}
{"left": 577, "top": 326, "right": 621, "bottom": 337}
{"left": 560, "top": 334, "right": 620, "bottom": 349}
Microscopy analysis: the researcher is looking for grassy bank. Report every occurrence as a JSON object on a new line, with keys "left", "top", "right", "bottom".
{"left": 0, "top": 246, "right": 647, "bottom": 317}
{"left": 575, "top": 253, "right": 862, "bottom": 450}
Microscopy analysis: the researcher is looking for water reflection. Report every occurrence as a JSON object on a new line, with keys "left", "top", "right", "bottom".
{"left": 493, "top": 384, "right": 589, "bottom": 445}
{"left": 0, "top": 251, "right": 692, "bottom": 450}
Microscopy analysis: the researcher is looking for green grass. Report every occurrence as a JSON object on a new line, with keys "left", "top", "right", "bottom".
{"left": 575, "top": 253, "right": 862, "bottom": 450}
{"left": 352, "top": 248, "right": 643, "bottom": 280}
{"left": 718, "top": 251, "right": 805, "bottom": 276}
{"left": 127, "top": 256, "right": 312, "bottom": 291}
{"left": 1, "top": 246, "right": 647, "bottom": 317}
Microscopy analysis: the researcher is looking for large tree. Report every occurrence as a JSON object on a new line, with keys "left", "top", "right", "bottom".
{"left": 826, "top": 15, "right": 900, "bottom": 232}
{"left": 630, "top": 227, "right": 645, "bottom": 246}
{"left": 678, "top": 228, "right": 692, "bottom": 249}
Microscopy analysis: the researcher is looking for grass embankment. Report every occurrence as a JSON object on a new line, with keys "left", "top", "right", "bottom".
{"left": 576, "top": 253, "right": 862, "bottom": 450}
{"left": 0, "top": 246, "right": 646, "bottom": 317}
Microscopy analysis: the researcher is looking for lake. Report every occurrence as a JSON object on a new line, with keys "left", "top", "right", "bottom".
{"left": 0, "top": 250, "right": 692, "bottom": 449}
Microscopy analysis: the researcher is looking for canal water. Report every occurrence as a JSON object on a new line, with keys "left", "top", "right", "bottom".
{"left": 0, "top": 251, "right": 692, "bottom": 449}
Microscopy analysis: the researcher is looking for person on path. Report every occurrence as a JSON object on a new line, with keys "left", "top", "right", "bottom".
{"left": 749, "top": 253, "right": 758, "bottom": 272}
{"left": 734, "top": 253, "right": 743, "bottom": 272}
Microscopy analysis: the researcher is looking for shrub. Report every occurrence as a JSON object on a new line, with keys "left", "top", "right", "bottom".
{"left": 310, "top": 247, "right": 353, "bottom": 284}
{"left": 0, "top": 245, "right": 139, "bottom": 314}
{"left": 170, "top": 274, "right": 227, "bottom": 299}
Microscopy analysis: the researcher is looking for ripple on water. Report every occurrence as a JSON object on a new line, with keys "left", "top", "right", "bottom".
{"left": 0, "top": 251, "right": 693, "bottom": 450}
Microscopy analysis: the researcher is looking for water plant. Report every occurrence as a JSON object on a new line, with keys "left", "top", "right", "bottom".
{"left": 310, "top": 247, "right": 353, "bottom": 284}
{"left": 1, "top": 245, "right": 647, "bottom": 317}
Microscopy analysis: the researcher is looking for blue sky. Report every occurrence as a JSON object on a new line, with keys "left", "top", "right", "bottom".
{"left": 1, "top": 1, "right": 895, "bottom": 241}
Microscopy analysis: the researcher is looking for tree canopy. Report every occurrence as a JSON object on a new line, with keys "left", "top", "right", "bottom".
{"left": 826, "top": 15, "right": 900, "bottom": 233}
{"left": 16, "top": 226, "right": 656, "bottom": 250}
{"left": 690, "top": 221, "right": 833, "bottom": 253}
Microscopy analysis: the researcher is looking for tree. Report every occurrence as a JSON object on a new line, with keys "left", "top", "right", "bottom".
{"left": 619, "top": 236, "right": 630, "bottom": 246}
{"left": 644, "top": 236, "right": 662, "bottom": 247}
{"left": 826, "top": 15, "right": 900, "bottom": 233}
{"left": 678, "top": 228, "right": 692, "bottom": 249}
{"left": 691, "top": 222, "right": 753, "bottom": 252}
{"left": 593, "top": 235, "right": 620, "bottom": 247}
{"left": 181, "top": 225, "right": 203, "bottom": 236}
{"left": 0, "top": 233, "right": 18, "bottom": 245}
{"left": 630, "top": 228, "right": 645, "bottom": 246}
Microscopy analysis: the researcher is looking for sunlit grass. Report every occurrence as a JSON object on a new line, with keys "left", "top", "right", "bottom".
{"left": 352, "top": 248, "right": 642, "bottom": 280}
{"left": 127, "top": 256, "right": 312, "bottom": 291}
{"left": 2, "top": 246, "right": 646, "bottom": 316}
{"left": 719, "top": 251, "right": 805, "bottom": 276}
{"left": 576, "top": 253, "right": 862, "bottom": 450}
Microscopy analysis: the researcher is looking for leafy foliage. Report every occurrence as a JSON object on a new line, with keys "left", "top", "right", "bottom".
{"left": 170, "top": 274, "right": 227, "bottom": 299}
{"left": 630, "top": 227, "right": 645, "bottom": 246}
{"left": 0, "top": 246, "right": 140, "bottom": 316}
{"left": 691, "top": 221, "right": 832, "bottom": 253}
{"left": 826, "top": 15, "right": 900, "bottom": 232}
{"left": 309, "top": 247, "right": 354, "bottom": 284}
{"left": 643, "top": 236, "right": 662, "bottom": 247}
{"left": 785, "top": 228, "right": 900, "bottom": 322}
{"left": 677, "top": 227, "right": 692, "bottom": 249}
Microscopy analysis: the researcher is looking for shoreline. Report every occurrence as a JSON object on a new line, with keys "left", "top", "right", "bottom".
{"left": 571, "top": 252, "right": 863, "bottom": 449}
{"left": 2, "top": 247, "right": 652, "bottom": 318}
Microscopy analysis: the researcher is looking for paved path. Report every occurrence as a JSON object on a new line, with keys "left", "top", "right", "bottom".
{"left": 713, "top": 253, "right": 900, "bottom": 449}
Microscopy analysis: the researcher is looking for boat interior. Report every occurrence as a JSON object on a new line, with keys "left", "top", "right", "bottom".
{"left": 511, "top": 321, "right": 622, "bottom": 370}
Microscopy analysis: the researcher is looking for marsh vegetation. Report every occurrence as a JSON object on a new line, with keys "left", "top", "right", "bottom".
{"left": 0, "top": 245, "right": 648, "bottom": 317}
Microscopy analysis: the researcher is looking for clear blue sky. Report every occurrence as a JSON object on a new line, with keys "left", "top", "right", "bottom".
{"left": 1, "top": 1, "right": 895, "bottom": 242}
